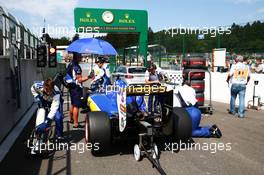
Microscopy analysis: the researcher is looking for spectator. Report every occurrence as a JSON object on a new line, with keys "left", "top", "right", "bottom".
{"left": 226, "top": 55, "right": 250, "bottom": 118}
{"left": 147, "top": 52, "right": 152, "bottom": 67}
{"left": 252, "top": 58, "right": 264, "bottom": 73}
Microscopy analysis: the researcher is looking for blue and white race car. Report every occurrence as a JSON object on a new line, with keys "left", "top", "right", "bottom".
{"left": 84, "top": 79, "right": 192, "bottom": 156}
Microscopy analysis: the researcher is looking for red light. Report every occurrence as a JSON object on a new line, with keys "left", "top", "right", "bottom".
{"left": 49, "top": 48, "right": 56, "bottom": 54}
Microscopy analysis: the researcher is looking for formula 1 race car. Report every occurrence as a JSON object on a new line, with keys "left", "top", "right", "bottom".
{"left": 84, "top": 79, "right": 192, "bottom": 174}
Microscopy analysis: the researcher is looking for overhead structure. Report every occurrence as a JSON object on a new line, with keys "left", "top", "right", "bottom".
{"left": 74, "top": 8, "right": 148, "bottom": 65}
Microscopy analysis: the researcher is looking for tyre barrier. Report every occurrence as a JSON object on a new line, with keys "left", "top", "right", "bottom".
{"left": 182, "top": 57, "right": 207, "bottom": 69}
{"left": 190, "top": 80, "right": 205, "bottom": 93}
{"left": 196, "top": 93, "right": 205, "bottom": 106}
{"left": 182, "top": 69, "right": 205, "bottom": 80}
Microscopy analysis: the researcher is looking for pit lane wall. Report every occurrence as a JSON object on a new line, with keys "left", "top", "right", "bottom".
{"left": 204, "top": 72, "right": 264, "bottom": 107}
{"left": 0, "top": 57, "right": 65, "bottom": 143}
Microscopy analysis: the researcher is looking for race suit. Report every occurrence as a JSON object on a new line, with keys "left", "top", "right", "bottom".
{"left": 31, "top": 81, "right": 63, "bottom": 137}
{"left": 92, "top": 64, "right": 111, "bottom": 91}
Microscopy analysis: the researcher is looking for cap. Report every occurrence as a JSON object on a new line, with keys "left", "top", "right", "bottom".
{"left": 95, "top": 56, "right": 105, "bottom": 63}
{"left": 73, "top": 52, "right": 82, "bottom": 60}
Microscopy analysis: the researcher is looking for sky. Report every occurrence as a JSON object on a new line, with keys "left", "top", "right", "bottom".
{"left": 0, "top": 0, "right": 263, "bottom": 37}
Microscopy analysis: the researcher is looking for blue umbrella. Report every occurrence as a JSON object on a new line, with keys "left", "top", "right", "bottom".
{"left": 66, "top": 38, "right": 117, "bottom": 55}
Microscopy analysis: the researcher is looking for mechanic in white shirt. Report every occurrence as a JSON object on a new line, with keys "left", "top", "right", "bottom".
{"left": 31, "top": 78, "right": 63, "bottom": 138}
{"left": 173, "top": 81, "right": 222, "bottom": 138}
{"left": 91, "top": 57, "right": 111, "bottom": 91}
{"left": 173, "top": 83, "right": 197, "bottom": 107}
{"left": 226, "top": 55, "right": 250, "bottom": 118}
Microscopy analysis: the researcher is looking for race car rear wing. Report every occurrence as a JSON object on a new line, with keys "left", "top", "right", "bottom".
{"left": 116, "top": 84, "right": 169, "bottom": 132}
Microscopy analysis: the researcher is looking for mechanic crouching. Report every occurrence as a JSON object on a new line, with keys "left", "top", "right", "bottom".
{"left": 31, "top": 78, "right": 64, "bottom": 139}
{"left": 174, "top": 81, "right": 222, "bottom": 138}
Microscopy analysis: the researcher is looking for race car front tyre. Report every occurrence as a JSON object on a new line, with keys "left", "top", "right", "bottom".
{"left": 171, "top": 107, "right": 192, "bottom": 141}
{"left": 87, "top": 111, "right": 111, "bottom": 155}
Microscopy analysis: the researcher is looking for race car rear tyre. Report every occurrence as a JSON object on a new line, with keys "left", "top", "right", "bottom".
{"left": 85, "top": 117, "right": 89, "bottom": 143}
{"left": 87, "top": 112, "right": 111, "bottom": 155}
{"left": 171, "top": 107, "right": 192, "bottom": 141}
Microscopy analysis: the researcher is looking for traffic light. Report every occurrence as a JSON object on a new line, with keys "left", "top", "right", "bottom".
{"left": 37, "top": 45, "right": 47, "bottom": 67}
{"left": 48, "top": 47, "right": 57, "bottom": 67}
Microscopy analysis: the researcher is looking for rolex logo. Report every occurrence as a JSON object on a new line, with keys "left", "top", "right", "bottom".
{"left": 125, "top": 14, "right": 129, "bottom": 19}
{"left": 86, "top": 12, "right": 91, "bottom": 18}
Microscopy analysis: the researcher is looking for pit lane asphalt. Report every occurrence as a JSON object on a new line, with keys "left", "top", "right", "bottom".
{"left": 1, "top": 101, "right": 264, "bottom": 175}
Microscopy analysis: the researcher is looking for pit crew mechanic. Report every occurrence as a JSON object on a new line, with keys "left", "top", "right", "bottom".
{"left": 66, "top": 52, "right": 89, "bottom": 129}
{"left": 31, "top": 78, "right": 64, "bottom": 138}
{"left": 174, "top": 81, "right": 222, "bottom": 138}
{"left": 90, "top": 56, "right": 111, "bottom": 91}
{"left": 144, "top": 63, "right": 164, "bottom": 115}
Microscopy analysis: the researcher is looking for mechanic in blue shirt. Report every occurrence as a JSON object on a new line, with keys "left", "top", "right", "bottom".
{"left": 31, "top": 78, "right": 63, "bottom": 138}
{"left": 66, "top": 52, "right": 89, "bottom": 129}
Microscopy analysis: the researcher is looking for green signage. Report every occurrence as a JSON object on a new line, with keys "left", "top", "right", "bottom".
{"left": 74, "top": 8, "right": 148, "bottom": 65}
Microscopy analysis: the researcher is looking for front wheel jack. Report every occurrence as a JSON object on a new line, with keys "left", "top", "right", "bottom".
{"left": 134, "top": 144, "right": 142, "bottom": 161}
{"left": 133, "top": 121, "right": 166, "bottom": 175}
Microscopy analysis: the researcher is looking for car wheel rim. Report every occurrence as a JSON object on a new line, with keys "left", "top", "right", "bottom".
{"left": 85, "top": 117, "right": 89, "bottom": 143}
{"left": 134, "top": 144, "right": 141, "bottom": 161}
